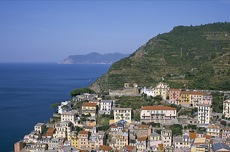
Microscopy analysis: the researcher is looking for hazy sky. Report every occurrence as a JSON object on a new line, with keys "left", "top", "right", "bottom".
{"left": 0, "top": 1, "right": 230, "bottom": 62}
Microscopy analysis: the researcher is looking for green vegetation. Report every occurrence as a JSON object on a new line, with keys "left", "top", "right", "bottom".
{"left": 70, "top": 87, "right": 95, "bottom": 96}
{"left": 91, "top": 22, "right": 230, "bottom": 93}
{"left": 212, "top": 92, "right": 226, "bottom": 113}
{"left": 169, "top": 124, "right": 183, "bottom": 136}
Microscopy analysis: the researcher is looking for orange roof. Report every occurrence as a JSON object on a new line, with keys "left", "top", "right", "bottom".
{"left": 203, "top": 134, "right": 211, "bottom": 139}
{"left": 111, "top": 126, "right": 118, "bottom": 128}
{"left": 137, "top": 124, "right": 149, "bottom": 129}
{"left": 181, "top": 91, "right": 208, "bottom": 96}
{"left": 47, "top": 127, "right": 55, "bottom": 133}
{"left": 137, "top": 136, "right": 147, "bottom": 141}
{"left": 169, "top": 88, "right": 181, "bottom": 91}
{"left": 99, "top": 145, "right": 112, "bottom": 151}
{"left": 207, "top": 124, "right": 219, "bottom": 129}
{"left": 124, "top": 145, "right": 135, "bottom": 151}
{"left": 141, "top": 105, "right": 176, "bottom": 110}
{"left": 189, "top": 132, "right": 196, "bottom": 139}
{"left": 82, "top": 102, "right": 97, "bottom": 107}
{"left": 78, "top": 130, "right": 89, "bottom": 135}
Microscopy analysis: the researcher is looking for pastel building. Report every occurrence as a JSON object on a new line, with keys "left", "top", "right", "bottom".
{"left": 206, "top": 124, "right": 220, "bottom": 138}
{"left": 53, "top": 121, "right": 73, "bottom": 140}
{"left": 113, "top": 108, "right": 132, "bottom": 123}
{"left": 99, "top": 100, "right": 113, "bottom": 115}
{"left": 70, "top": 131, "right": 78, "bottom": 148}
{"left": 82, "top": 102, "right": 97, "bottom": 117}
{"left": 140, "top": 105, "right": 177, "bottom": 123}
{"left": 77, "top": 130, "right": 90, "bottom": 150}
{"left": 153, "top": 82, "right": 169, "bottom": 100}
{"left": 169, "top": 88, "right": 181, "bottom": 105}
{"left": 223, "top": 99, "right": 230, "bottom": 118}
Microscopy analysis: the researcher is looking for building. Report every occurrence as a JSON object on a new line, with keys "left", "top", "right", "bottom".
{"left": 99, "top": 100, "right": 113, "bottom": 115}
{"left": 148, "top": 132, "right": 162, "bottom": 151}
{"left": 70, "top": 131, "right": 78, "bottom": 148}
{"left": 222, "top": 128, "right": 230, "bottom": 141}
{"left": 99, "top": 145, "right": 113, "bottom": 152}
{"left": 206, "top": 124, "right": 220, "bottom": 138}
{"left": 223, "top": 99, "right": 230, "bottom": 119}
{"left": 113, "top": 107, "right": 132, "bottom": 123}
{"left": 153, "top": 82, "right": 169, "bottom": 100}
{"left": 197, "top": 104, "right": 211, "bottom": 125}
{"left": 34, "top": 123, "right": 46, "bottom": 134}
{"left": 180, "top": 91, "right": 190, "bottom": 107}
{"left": 191, "top": 137, "right": 208, "bottom": 152}
{"left": 58, "top": 101, "right": 71, "bottom": 114}
{"left": 212, "top": 142, "right": 230, "bottom": 152}
{"left": 89, "top": 130, "right": 105, "bottom": 150}
{"left": 135, "top": 124, "right": 151, "bottom": 138}
{"left": 53, "top": 121, "right": 73, "bottom": 140}
{"left": 140, "top": 105, "right": 177, "bottom": 123}
{"left": 141, "top": 87, "right": 155, "bottom": 97}
{"left": 78, "top": 130, "right": 90, "bottom": 150}
{"left": 136, "top": 136, "right": 147, "bottom": 152}
{"left": 161, "top": 129, "right": 172, "bottom": 147}
{"left": 61, "top": 111, "right": 78, "bottom": 126}
{"left": 169, "top": 88, "right": 181, "bottom": 105}
{"left": 14, "top": 141, "right": 25, "bottom": 152}
{"left": 82, "top": 102, "right": 97, "bottom": 117}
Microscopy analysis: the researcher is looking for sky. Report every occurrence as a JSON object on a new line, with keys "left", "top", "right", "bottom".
{"left": 0, "top": 0, "right": 230, "bottom": 63}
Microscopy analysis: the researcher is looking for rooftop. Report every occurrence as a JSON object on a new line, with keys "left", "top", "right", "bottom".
{"left": 194, "top": 137, "right": 206, "bottom": 144}
{"left": 99, "top": 145, "right": 112, "bottom": 151}
{"left": 101, "top": 100, "right": 113, "bottom": 103}
{"left": 82, "top": 102, "right": 97, "bottom": 107}
{"left": 141, "top": 105, "right": 176, "bottom": 110}
{"left": 78, "top": 130, "right": 89, "bottom": 135}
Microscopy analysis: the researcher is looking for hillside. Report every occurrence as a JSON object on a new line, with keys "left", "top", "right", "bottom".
{"left": 90, "top": 22, "right": 230, "bottom": 93}
{"left": 59, "top": 52, "right": 129, "bottom": 64}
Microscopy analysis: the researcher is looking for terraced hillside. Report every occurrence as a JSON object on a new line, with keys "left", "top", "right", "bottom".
{"left": 90, "top": 22, "right": 230, "bottom": 93}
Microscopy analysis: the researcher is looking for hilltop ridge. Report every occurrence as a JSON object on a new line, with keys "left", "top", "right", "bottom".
{"left": 59, "top": 52, "right": 129, "bottom": 64}
{"left": 90, "top": 22, "right": 230, "bottom": 93}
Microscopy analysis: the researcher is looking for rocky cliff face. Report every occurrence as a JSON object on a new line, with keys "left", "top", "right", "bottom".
{"left": 59, "top": 52, "right": 129, "bottom": 64}
{"left": 90, "top": 22, "right": 230, "bottom": 93}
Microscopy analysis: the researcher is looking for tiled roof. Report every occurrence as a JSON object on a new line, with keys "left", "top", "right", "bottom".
{"left": 141, "top": 105, "right": 176, "bottom": 110}
{"left": 78, "top": 130, "right": 89, "bottom": 135}
{"left": 137, "top": 124, "right": 149, "bottom": 129}
{"left": 137, "top": 136, "right": 147, "bottom": 141}
{"left": 82, "top": 102, "right": 97, "bottom": 107}
{"left": 99, "top": 145, "right": 112, "bottom": 151}
{"left": 180, "top": 91, "right": 209, "bottom": 96}
{"left": 169, "top": 88, "right": 181, "bottom": 91}
{"left": 124, "top": 145, "right": 135, "bottom": 151}
{"left": 189, "top": 132, "right": 196, "bottom": 139}
{"left": 207, "top": 124, "right": 220, "bottom": 129}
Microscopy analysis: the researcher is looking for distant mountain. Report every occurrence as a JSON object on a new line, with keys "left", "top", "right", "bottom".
{"left": 59, "top": 52, "right": 129, "bottom": 64}
{"left": 90, "top": 22, "right": 230, "bottom": 93}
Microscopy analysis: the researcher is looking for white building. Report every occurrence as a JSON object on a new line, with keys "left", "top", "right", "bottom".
{"left": 141, "top": 87, "right": 155, "bottom": 97}
{"left": 99, "top": 100, "right": 113, "bottom": 115}
{"left": 161, "top": 129, "right": 172, "bottom": 147}
{"left": 113, "top": 108, "right": 132, "bottom": 123}
{"left": 58, "top": 101, "right": 71, "bottom": 114}
{"left": 223, "top": 99, "right": 230, "bottom": 119}
{"left": 61, "top": 111, "right": 78, "bottom": 126}
{"left": 34, "top": 123, "right": 46, "bottom": 134}
{"left": 140, "top": 105, "right": 177, "bottom": 123}
{"left": 197, "top": 104, "right": 211, "bottom": 126}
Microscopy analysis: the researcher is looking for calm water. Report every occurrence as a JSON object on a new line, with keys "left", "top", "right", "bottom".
{"left": 0, "top": 63, "right": 110, "bottom": 152}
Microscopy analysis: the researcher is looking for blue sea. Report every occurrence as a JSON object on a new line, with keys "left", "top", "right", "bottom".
{"left": 0, "top": 63, "right": 110, "bottom": 152}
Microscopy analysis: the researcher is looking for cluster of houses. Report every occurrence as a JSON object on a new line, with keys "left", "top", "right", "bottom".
{"left": 14, "top": 82, "right": 230, "bottom": 152}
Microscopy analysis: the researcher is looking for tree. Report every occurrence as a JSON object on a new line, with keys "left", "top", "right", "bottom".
{"left": 169, "top": 124, "right": 183, "bottom": 136}
{"left": 70, "top": 88, "right": 95, "bottom": 96}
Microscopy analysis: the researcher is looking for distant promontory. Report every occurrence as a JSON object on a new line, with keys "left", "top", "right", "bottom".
{"left": 59, "top": 52, "right": 129, "bottom": 64}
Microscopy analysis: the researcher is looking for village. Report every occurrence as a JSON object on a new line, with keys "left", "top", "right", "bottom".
{"left": 14, "top": 82, "right": 230, "bottom": 152}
